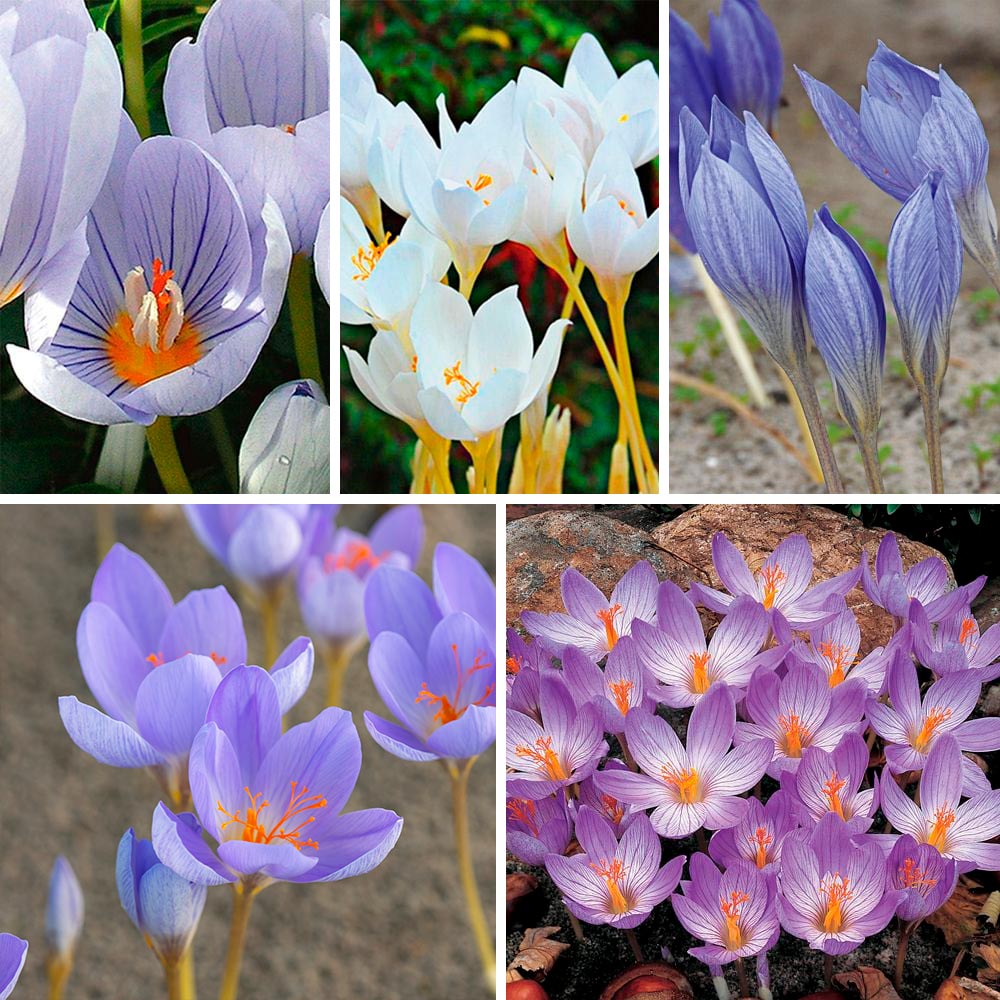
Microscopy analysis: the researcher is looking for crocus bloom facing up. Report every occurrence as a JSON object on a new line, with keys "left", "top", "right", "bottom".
{"left": 672, "top": 854, "right": 780, "bottom": 968}
{"left": 560, "top": 638, "right": 650, "bottom": 733}
{"left": 887, "top": 835, "right": 957, "bottom": 923}
{"left": 545, "top": 808, "right": 684, "bottom": 929}
{"left": 598, "top": 683, "right": 772, "bottom": 838}
{"left": 777, "top": 812, "right": 901, "bottom": 954}
{"left": 709, "top": 788, "right": 798, "bottom": 874}
{"left": 506, "top": 793, "right": 574, "bottom": 867}
{"left": 911, "top": 602, "right": 1000, "bottom": 684}
{"left": 45, "top": 856, "right": 83, "bottom": 970}
{"left": 153, "top": 666, "right": 403, "bottom": 889}
{"left": 0, "top": 935, "right": 27, "bottom": 1000}
{"left": 521, "top": 561, "right": 657, "bottom": 660}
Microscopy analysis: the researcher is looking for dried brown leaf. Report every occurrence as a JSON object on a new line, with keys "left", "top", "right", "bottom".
{"left": 975, "top": 944, "right": 1000, "bottom": 986}
{"left": 506, "top": 926, "right": 570, "bottom": 982}
{"left": 934, "top": 977, "right": 1000, "bottom": 1000}
{"left": 507, "top": 872, "right": 538, "bottom": 917}
{"left": 928, "top": 877, "right": 988, "bottom": 946}
{"left": 832, "top": 966, "right": 903, "bottom": 1000}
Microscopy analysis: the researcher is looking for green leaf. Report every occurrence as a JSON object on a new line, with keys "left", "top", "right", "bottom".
{"left": 89, "top": 1, "right": 119, "bottom": 29}
{"left": 144, "top": 50, "right": 171, "bottom": 93}
{"left": 142, "top": 13, "right": 202, "bottom": 44}
{"left": 969, "top": 507, "right": 981, "bottom": 525}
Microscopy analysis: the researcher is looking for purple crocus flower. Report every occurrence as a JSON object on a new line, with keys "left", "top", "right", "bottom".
{"left": 887, "top": 835, "right": 957, "bottom": 923}
{"left": 560, "top": 638, "right": 651, "bottom": 733}
{"left": 45, "top": 856, "right": 83, "bottom": 970}
{"left": 709, "top": 788, "right": 798, "bottom": 874}
{"left": 0, "top": 0, "right": 122, "bottom": 314}
{"left": 7, "top": 119, "right": 292, "bottom": 425}
{"left": 521, "top": 561, "right": 657, "bottom": 660}
{"left": 597, "top": 683, "right": 772, "bottom": 837}
{"left": 875, "top": 734, "right": 1000, "bottom": 873}
{"left": 0, "top": 935, "right": 27, "bottom": 1000}
{"left": 781, "top": 734, "right": 877, "bottom": 833}
{"left": 867, "top": 655, "right": 996, "bottom": 797}
{"left": 689, "top": 532, "right": 861, "bottom": 630}
{"left": 431, "top": 542, "right": 497, "bottom": 652}
{"left": 576, "top": 759, "right": 639, "bottom": 837}
{"left": 632, "top": 582, "right": 782, "bottom": 707}
{"left": 778, "top": 812, "right": 901, "bottom": 954}
{"left": 152, "top": 665, "right": 403, "bottom": 888}
{"left": 506, "top": 793, "right": 574, "bottom": 866}
{"left": 672, "top": 854, "right": 780, "bottom": 968}
{"left": 737, "top": 662, "right": 867, "bottom": 778}
{"left": 506, "top": 627, "right": 552, "bottom": 692}
{"left": 545, "top": 807, "right": 685, "bottom": 929}
{"left": 911, "top": 602, "right": 1000, "bottom": 683}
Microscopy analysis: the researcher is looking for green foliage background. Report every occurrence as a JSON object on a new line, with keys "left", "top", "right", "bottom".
{"left": 341, "top": 0, "right": 659, "bottom": 494}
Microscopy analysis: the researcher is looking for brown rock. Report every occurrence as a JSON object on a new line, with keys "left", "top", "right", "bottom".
{"left": 599, "top": 963, "right": 694, "bottom": 1000}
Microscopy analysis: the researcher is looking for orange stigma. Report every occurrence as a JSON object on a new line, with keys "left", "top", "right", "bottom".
{"left": 514, "top": 735, "right": 568, "bottom": 781}
{"left": 818, "top": 642, "right": 851, "bottom": 686}
{"left": 600, "top": 794, "right": 626, "bottom": 825}
{"left": 689, "top": 650, "right": 712, "bottom": 694}
{"left": 662, "top": 766, "right": 700, "bottom": 804}
{"left": 217, "top": 781, "right": 327, "bottom": 851}
{"left": 146, "top": 652, "right": 165, "bottom": 667}
{"left": 822, "top": 772, "right": 847, "bottom": 819}
{"left": 927, "top": 807, "right": 955, "bottom": 851}
{"left": 506, "top": 798, "right": 539, "bottom": 836}
{"left": 750, "top": 827, "right": 773, "bottom": 868}
{"left": 596, "top": 604, "right": 623, "bottom": 649}
{"left": 759, "top": 565, "right": 786, "bottom": 610}
{"left": 819, "top": 872, "right": 852, "bottom": 933}
{"left": 617, "top": 198, "right": 636, "bottom": 218}
{"left": 324, "top": 540, "right": 385, "bottom": 574}
{"left": 608, "top": 678, "right": 634, "bottom": 716}
{"left": 913, "top": 706, "right": 952, "bottom": 753}
{"left": 589, "top": 857, "right": 630, "bottom": 914}
{"left": 898, "top": 856, "right": 938, "bottom": 892}
{"left": 209, "top": 652, "right": 226, "bottom": 667}
{"left": 778, "top": 713, "right": 811, "bottom": 758}
{"left": 351, "top": 232, "right": 394, "bottom": 281}
{"left": 506, "top": 655, "right": 523, "bottom": 675}
{"left": 442, "top": 360, "right": 480, "bottom": 404}
{"left": 415, "top": 644, "right": 493, "bottom": 726}
{"left": 720, "top": 890, "right": 750, "bottom": 950}
{"left": 280, "top": 123, "right": 296, "bottom": 134}
{"left": 958, "top": 618, "right": 977, "bottom": 646}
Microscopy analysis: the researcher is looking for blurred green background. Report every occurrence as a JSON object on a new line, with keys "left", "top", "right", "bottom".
{"left": 0, "top": 1, "right": 330, "bottom": 493}
{"left": 341, "top": 0, "right": 658, "bottom": 494}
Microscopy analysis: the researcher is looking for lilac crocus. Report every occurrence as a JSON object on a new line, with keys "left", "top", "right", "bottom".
{"left": 690, "top": 532, "right": 860, "bottom": 629}
{"left": 521, "top": 561, "right": 657, "bottom": 659}
{"left": 560, "top": 638, "right": 650, "bottom": 733}
{"left": 672, "top": 854, "right": 780, "bottom": 969}
{"left": 631, "top": 582, "right": 782, "bottom": 707}
{"left": 576, "top": 760, "right": 639, "bottom": 837}
{"left": 876, "top": 734, "right": 1000, "bottom": 873}
{"left": 506, "top": 793, "right": 574, "bottom": 867}
{"left": 709, "top": 789, "right": 798, "bottom": 874}
{"left": 506, "top": 627, "right": 552, "bottom": 690}
{"left": 867, "top": 655, "right": 996, "bottom": 797}
{"left": 778, "top": 812, "right": 901, "bottom": 954}
{"left": 7, "top": 119, "right": 291, "bottom": 426}
{"left": 0, "top": 0, "right": 122, "bottom": 313}
{"left": 45, "top": 856, "right": 83, "bottom": 986}
{"left": 597, "top": 683, "right": 772, "bottom": 837}
{"left": 0, "top": 935, "right": 27, "bottom": 1000}
{"left": 545, "top": 808, "right": 684, "bottom": 929}
{"left": 911, "top": 603, "right": 1000, "bottom": 683}
{"left": 737, "top": 662, "right": 867, "bottom": 778}
{"left": 431, "top": 542, "right": 497, "bottom": 652}
{"left": 152, "top": 665, "right": 403, "bottom": 888}
{"left": 797, "top": 43, "right": 1000, "bottom": 288}
{"left": 887, "top": 835, "right": 957, "bottom": 923}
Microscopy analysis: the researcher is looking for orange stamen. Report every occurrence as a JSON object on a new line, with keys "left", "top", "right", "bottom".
{"left": 750, "top": 827, "right": 772, "bottom": 868}
{"left": 146, "top": 652, "right": 165, "bottom": 667}
{"left": 442, "top": 360, "right": 480, "bottom": 404}
{"left": 589, "top": 857, "right": 630, "bottom": 914}
{"left": 823, "top": 772, "right": 847, "bottom": 819}
{"left": 778, "top": 713, "right": 811, "bottom": 758}
{"left": 818, "top": 642, "right": 851, "bottom": 686}
{"left": 217, "top": 781, "right": 327, "bottom": 851}
{"left": 351, "top": 232, "right": 394, "bottom": 281}
{"left": 410, "top": 354, "right": 418, "bottom": 373}
{"left": 913, "top": 706, "right": 952, "bottom": 753}
{"left": 506, "top": 798, "right": 539, "bottom": 836}
{"left": 927, "top": 807, "right": 955, "bottom": 851}
{"left": 506, "top": 655, "right": 523, "bottom": 675}
{"left": 759, "top": 565, "right": 786, "bottom": 610}
{"left": 324, "top": 540, "right": 385, "bottom": 574}
{"left": 600, "top": 794, "right": 626, "bottom": 826}
{"left": 720, "top": 890, "right": 750, "bottom": 950}
{"left": 465, "top": 173, "right": 492, "bottom": 193}
{"left": 608, "top": 678, "right": 634, "bottom": 716}
{"left": 958, "top": 618, "right": 976, "bottom": 646}
{"left": 106, "top": 309, "right": 201, "bottom": 387}
{"left": 209, "top": 652, "right": 226, "bottom": 667}
{"left": 898, "top": 856, "right": 938, "bottom": 891}
{"left": 415, "top": 644, "right": 493, "bottom": 726}
{"left": 819, "top": 872, "right": 852, "bottom": 933}
{"left": 662, "top": 766, "right": 700, "bottom": 804}
{"left": 596, "top": 603, "right": 623, "bottom": 649}
{"left": 280, "top": 123, "right": 296, "bottom": 135}
{"left": 514, "top": 736, "right": 568, "bottom": 781}
{"left": 689, "top": 650, "right": 712, "bottom": 694}
{"left": 617, "top": 198, "right": 636, "bottom": 218}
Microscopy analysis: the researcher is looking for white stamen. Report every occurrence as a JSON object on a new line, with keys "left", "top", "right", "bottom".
{"left": 132, "top": 293, "right": 160, "bottom": 352}
{"left": 160, "top": 279, "right": 184, "bottom": 349}
{"left": 124, "top": 267, "right": 146, "bottom": 318}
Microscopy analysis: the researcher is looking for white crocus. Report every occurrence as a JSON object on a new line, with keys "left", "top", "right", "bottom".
{"left": 340, "top": 41, "right": 382, "bottom": 236}
{"left": 366, "top": 99, "right": 440, "bottom": 218}
{"left": 314, "top": 200, "right": 330, "bottom": 303}
{"left": 344, "top": 329, "right": 423, "bottom": 427}
{"left": 511, "top": 149, "right": 585, "bottom": 271}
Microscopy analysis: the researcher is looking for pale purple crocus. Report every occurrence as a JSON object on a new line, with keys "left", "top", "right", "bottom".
{"left": 781, "top": 734, "right": 877, "bottom": 834}
{"left": 631, "top": 582, "right": 784, "bottom": 707}
{"left": 431, "top": 542, "right": 497, "bottom": 653}
{"left": 887, "top": 835, "right": 957, "bottom": 923}
{"left": 689, "top": 533, "right": 861, "bottom": 630}
{"left": 506, "top": 793, "right": 574, "bottom": 866}
{"left": 778, "top": 812, "right": 901, "bottom": 955}
{"left": 875, "top": 734, "right": 1000, "bottom": 873}
{"left": 866, "top": 655, "right": 996, "bottom": 797}
{"left": 521, "top": 561, "right": 658, "bottom": 659}
{"left": 545, "top": 807, "right": 685, "bottom": 929}
{"left": 152, "top": 665, "right": 403, "bottom": 888}
{"left": 0, "top": 935, "right": 27, "bottom": 1000}
{"left": 576, "top": 760, "right": 639, "bottom": 837}
{"left": 911, "top": 602, "right": 1000, "bottom": 683}
{"left": 737, "top": 662, "right": 867, "bottom": 778}
{"left": 597, "top": 683, "right": 772, "bottom": 838}
{"left": 506, "top": 627, "right": 553, "bottom": 693}
{"left": 560, "top": 637, "right": 651, "bottom": 733}
{"left": 507, "top": 660, "right": 544, "bottom": 723}
{"left": 708, "top": 789, "right": 798, "bottom": 874}
{"left": 45, "top": 856, "right": 83, "bottom": 964}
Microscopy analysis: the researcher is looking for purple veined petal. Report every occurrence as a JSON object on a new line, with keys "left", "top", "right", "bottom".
{"left": 520, "top": 610, "right": 603, "bottom": 659}
{"left": 711, "top": 531, "right": 757, "bottom": 597}
{"left": 188, "top": 721, "right": 244, "bottom": 843}
{"left": 545, "top": 854, "right": 608, "bottom": 912}
{"left": 865, "top": 42, "right": 938, "bottom": 117}
{"left": 134, "top": 654, "right": 220, "bottom": 760}
{"left": 58, "top": 695, "right": 162, "bottom": 768}
{"left": 776, "top": 663, "right": 832, "bottom": 737}
{"left": 708, "top": 738, "right": 773, "bottom": 795}
{"left": 0, "top": 934, "right": 28, "bottom": 1000}
{"left": 709, "top": 595, "right": 770, "bottom": 671}
{"left": 76, "top": 601, "right": 150, "bottom": 724}
{"left": 364, "top": 564, "right": 442, "bottom": 657}
{"left": 560, "top": 645, "right": 605, "bottom": 707}
{"left": 886, "top": 654, "right": 923, "bottom": 732}
{"left": 857, "top": 89, "right": 925, "bottom": 195}
{"left": 559, "top": 566, "right": 608, "bottom": 623}
{"left": 432, "top": 542, "right": 495, "bottom": 641}
{"left": 651, "top": 798, "right": 707, "bottom": 839}
{"left": 611, "top": 560, "right": 658, "bottom": 631}
{"left": 367, "top": 505, "right": 423, "bottom": 568}
{"left": 920, "top": 734, "right": 964, "bottom": 816}
{"left": 915, "top": 84, "right": 988, "bottom": 204}
{"left": 671, "top": 891, "right": 721, "bottom": 943}
{"left": 368, "top": 630, "right": 439, "bottom": 738}
{"left": 676, "top": 107, "right": 709, "bottom": 240}
{"left": 425, "top": 703, "right": 496, "bottom": 759}
{"left": 701, "top": 793, "right": 750, "bottom": 831}
{"left": 624, "top": 709, "right": 686, "bottom": 776}
{"left": 686, "top": 681, "right": 736, "bottom": 771}
{"left": 287, "top": 807, "right": 403, "bottom": 884}
{"left": 877, "top": 770, "right": 923, "bottom": 838}
{"left": 923, "top": 669, "right": 982, "bottom": 729}
{"left": 268, "top": 636, "right": 314, "bottom": 713}
{"left": 765, "top": 534, "right": 815, "bottom": 607}
{"left": 954, "top": 717, "right": 1000, "bottom": 753}
{"left": 687, "top": 580, "right": 737, "bottom": 616}
{"left": 655, "top": 580, "right": 706, "bottom": 653}
{"left": 744, "top": 665, "right": 782, "bottom": 731}
{"left": 363, "top": 712, "right": 437, "bottom": 763}
{"left": 424, "top": 611, "right": 495, "bottom": 710}
{"left": 91, "top": 543, "right": 173, "bottom": 653}
{"left": 874, "top": 533, "right": 904, "bottom": 580}
{"left": 595, "top": 768, "right": 665, "bottom": 810}
{"left": 949, "top": 788, "right": 1000, "bottom": 845}
{"left": 777, "top": 836, "right": 823, "bottom": 921}
{"left": 217, "top": 840, "right": 317, "bottom": 880}
{"left": 152, "top": 803, "right": 234, "bottom": 885}
{"left": 618, "top": 813, "right": 665, "bottom": 893}
{"left": 158, "top": 586, "right": 246, "bottom": 670}
{"left": 300, "top": 569, "right": 366, "bottom": 644}
{"left": 563, "top": 701, "right": 607, "bottom": 776}
{"left": 574, "top": 804, "right": 620, "bottom": 860}
{"left": 904, "top": 555, "right": 949, "bottom": 604}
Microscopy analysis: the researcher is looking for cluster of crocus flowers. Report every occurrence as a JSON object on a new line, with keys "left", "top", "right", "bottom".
{"left": 508, "top": 530, "right": 995, "bottom": 999}
{"left": 340, "top": 31, "right": 659, "bottom": 494}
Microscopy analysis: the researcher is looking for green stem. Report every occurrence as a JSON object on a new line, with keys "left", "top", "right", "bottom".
{"left": 322, "top": 642, "right": 361, "bottom": 707}
{"left": 177, "top": 947, "right": 196, "bottom": 1000}
{"left": 218, "top": 885, "right": 256, "bottom": 1000}
{"left": 895, "top": 921, "right": 914, "bottom": 991}
{"left": 120, "top": 0, "right": 151, "bottom": 138}
{"left": 786, "top": 368, "right": 844, "bottom": 492}
{"left": 919, "top": 382, "right": 945, "bottom": 494}
{"left": 859, "top": 431, "right": 886, "bottom": 493}
{"left": 207, "top": 409, "right": 239, "bottom": 491}
{"left": 146, "top": 416, "right": 193, "bottom": 493}
{"left": 287, "top": 255, "right": 324, "bottom": 391}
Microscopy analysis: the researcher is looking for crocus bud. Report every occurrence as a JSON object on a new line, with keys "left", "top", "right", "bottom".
{"left": 0, "top": 934, "right": 28, "bottom": 1000}
{"left": 116, "top": 828, "right": 206, "bottom": 965}
{"left": 537, "top": 405, "right": 571, "bottom": 494}
{"left": 45, "top": 857, "right": 84, "bottom": 963}
{"left": 608, "top": 440, "right": 629, "bottom": 493}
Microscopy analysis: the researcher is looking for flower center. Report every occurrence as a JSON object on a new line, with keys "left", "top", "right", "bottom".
{"left": 750, "top": 826, "right": 773, "bottom": 868}
{"left": 913, "top": 706, "right": 952, "bottom": 753}
{"left": 415, "top": 643, "right": 493, "bottom": 726}
{"left": 506, "top": 655, "right": 523, "bottom": 675}
{"left": 280, "top": 123, "right": 296, "bottom": 134}
{"left": 778, "top": 713, "right": 811, "bottom": 758}
{"left": 514, "top": 735, "right": 568, "bottom": 781}
{"left": 822, "top": 771, "right": 847, "bottom": 819}
{"left": 818, "top": 642, "right": 852, "bottom": 686}
{"left": 506, "top": 798, "right": 539, "bottom": 837}
{"left": 107, "top": 259, "right": 201, "bottom": 386}
{"left": 589, "top": 857, "right": 630, "bottom": 914}
{"left": 758, "top": 565, "right": 786, "bottom": 610}
{"left": 720, "top": 889, "right": 750, "bottom": 950}
{"left": 689, "top": 650, "right": 712, "bottom": 694}
{"left": 958, "top": 617, "right": 977, "bottom": 648}
{"left": 600, "top": 794, "right": 626, "bottom": 825}
{"left": 607, "top": 678, "right": 634, "bottom": 716}
{"left": 927, "top": 807, "right": 955, "bottom": 852}
{"left": 443, "top": 360, "right": 480, "bottom": 404}
{"left": 596, "top": 603, "right": 623, "bottom": 649}
{"left": 217, "top": 781, "right": 327, "bottom": 851}
{"left": 617, "top": 198, "right": 636, "bottom": 218}
{"left": 819, "top": 872, "right": 852, "bottom": 933}
{"left": 352, "top": 232, "right": 394, "bottom": 281}
{"left": 146, "top": 651, "right": 225, "bottom": 667}
{"left": 618, "top": 113, "right": 629, "bottom": 122}
{"left": 323, "top": 540, "right": 384, "bottom": 574}
{"left": 465, "top": 173, "right": 493, "bottom": 205}
{"left": 662, "top": 765, "right": 700, "bottom": 804}
{"left": 898, "top": 857, "right": 938, "bottom": 893}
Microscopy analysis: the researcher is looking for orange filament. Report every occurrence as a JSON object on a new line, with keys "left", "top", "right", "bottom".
{"left": 589, "top": 857, "right": 630, "bottom": 914}
{"left": 778, "top": 713, "right": 811, "bottom": 758}
{"left": 759, "top": 565, "right": 786, "bottom": 610}
{"left": 324, "top": 540, "right": 385, "bottom": 574}
{"left": 415, "top": 644, "right": 493, "bottom": 726}
{"left": 217, "top": 781, "right": 327, "bottom": 851}
{"left": 819, "top": 872, "right": 852, "bottom": 933}
{"left": 506, "top": 655, "right": 523, "bottom": 675}
{"left": 898, "top": 857, "right": 938, "bottom": 892}
{"left": 466, "top": 173, "right": 492, "bottom": 192}
{"left": 750, "top": 827, "right": 773, "bottom": 868}
{"left": 720, "top": 890, "right": 750, "bottom": 950}
{"left": 822, "top": 772, "right": 847, "bottom": 819}
{"left": 617, "top": 198, "right": 636, "bottom": 218}
{"left": 514, "top": 736, "right": 568, "bottom": 781}
{"left": 927, "top": 807, "right": 955, "bottom": 851}
{"left": 608, "top": 678, "right": 634, "bottom": 716}
{"left": 351, "top": 232, "right": 394, "bottom": 281}
{"left": 443, "top": 360, "right": 480, "bottom": 404}
{"left": 958, "top": 618, "right": 976, "bottom": 646}
{"left": 596, "top": 604, "right": 623, "bottom": 649}
{"left": 913, "top": 706, "right": 952, "bottom": 753}
{"left": 506, "top": 798, "right": 539, "bottom": 836}
{"left": 662, "top": 766, "right": 700, "bottom": 804}
{"left": 600, "top": 794, "right": 626, "bottom": 825}
{"left": 106, "top": 309, "right": 201, "bottom": 387}
{"left": 818, "top": 642, "right": 851, "bottom": 686}
{"left": 209, "top": 652, "right": 226, "bottom": 667}
{"left": 689, "top": 650, "right": 712, "bottom": 694}
{"left": 146, "top": 652, "right": 165, "bottom": 667}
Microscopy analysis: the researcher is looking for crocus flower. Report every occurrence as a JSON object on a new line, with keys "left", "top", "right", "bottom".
{"left": 910, "top": 602, "right": 1000, "bottom": 683}
{"left": 506, "top": 793, "right": 574, "bottom": 867}
{"left": 876, "top": 734, "right": 1000, "bottom": 873}
{"left": 672, "top": 854, "right": 780, "bottom": 967}
{"left": 576, "top": 759, "right": 639, "bottom": 837}
{"left": 0, "top": 935, "right": 27, "bottom": 1000}
{"left": 597, "top": 683, "right": 772, "bottom": 837}
{"left": 631, "top": 582, "right": 781, "bottom": 707}
{"left": 868, "top": 657, "right": 997, "bottom": 797}
{"left": 689, "top": 532, "right": 860, "bottom": 629}
{"left": 781, "top": 734, "right": 877, "bottom": 833}
{"left": 315, "top": 200, "right": 330, "bottom": 303}
{"left": 505, "top": 627, "right": 552, "bottom": 688}
{"left": 560, "top": 638, "right": 651, "bottom": 733}
{"left": 545, "top": 808, "right": 684, "bottom": 929}
{"left": 777, "top": 812, "right": 901, "bottom": 954}
{"left": 117, "top": 828, "right": 207, "bottom": 964}
{"left": 7, "top": 120, "right": 291, "bottom": 426}
{"left": 45, "top": 856, "right": 83, "bottom": 967}
{"left": 507, "top": 662, "right": 544, "bottom": 723}
{"left": 0, "top": 0, "right": 122, "bottom": 314}
{"left": 338, "top": 41, "right": 381, "bottom": 235}
{"left": 507, "top": 674, "right": 607, "bottom": 799}
{"left": 432, "top": 542, "right": 497, "bottom": 652}
{"left": 521, "top": 561, "right": 658, "bottom": 659}
{"left": 887, "top": 835, "right": 957, "bottom": 922}
{"left": 709, "top": 788, "right": 798, "bottom": 873}
{"left": 797, "top": 43, "right": 1000, "bottom": 285}
{"left": 737, "top": 662, "right": 867, "bottom": 778}
{"left": 153, "top": 665, "right": 403, "bottom": 888}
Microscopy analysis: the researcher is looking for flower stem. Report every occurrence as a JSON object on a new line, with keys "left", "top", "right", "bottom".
{"left": 207, "top": 409, "right": 239, "bottom": 491}
{"left": 413, "top": 427, "right": 456, "bottom": 494}
{"left": 895, "top": 921, "right": 914, "bottom": 990}
{"left": 823, "top": 952, "right": 834, "bottom": 988}
{"left": 736, "top": 958, "right": 750, "bottom": 998}
{"left": 259, "top": 592, "right": 281, "bottom": 668}
{"left": 322, "top": 642, "right": 360, "bottom": 707}
{"left": 165, "top": 959, "right": 182, "bottom": 1000}
{"left": 288, "top": 255, "right": 324, "bottom": 392}
{"left": 776, "top": 368, "right": 823, "bottom": 484}
{"left": 567, "top": 908, "right": 585, "bottom": 941}
{"left": 218, "top": 884, "right": 257, "bottom": 1000}
{"left": 624, "top": 928, "right": 643, "bottom": 963}
{"left": 45, "top": 956, "right": 71, "bottom": 1000}
{"left": 919, "top": 382, "right": 945, "bottom": 493}
{"left": 559, "top": 258, "right": 586, "bottom": 320}
{"left": 178, "top": 947, "right": 196, "bottom": 1000}
{"left": 120, "top": 0, "right": 151, "bottom": 138}
{"left": 146, "top": 417, "right": 193, "bottom": 493}
{"left": 449, "top": 759, "right": 494, "bottom": 989}
{"left": 786, "top": 370, "right": 844, "bottom": 492}
{"left": 859, "top": 431, "right": 886, "bottom": 494}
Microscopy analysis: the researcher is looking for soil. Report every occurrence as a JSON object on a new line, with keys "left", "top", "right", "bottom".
{"left": 0, "top": 504, "right": 495, "bottom": 1000}
{"left": 668, "top": 0, "right": 1000, "bottom": 495}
